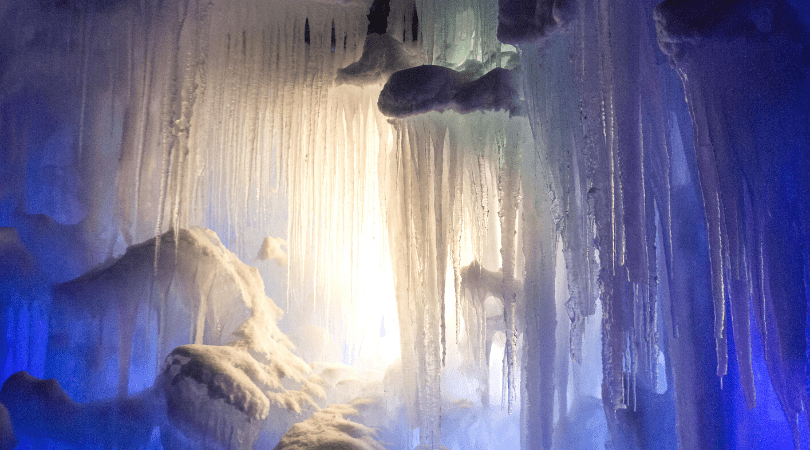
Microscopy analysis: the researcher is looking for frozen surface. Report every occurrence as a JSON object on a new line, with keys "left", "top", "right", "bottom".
{"left": 497, "top": 0, "right": 574, "bottom": 44}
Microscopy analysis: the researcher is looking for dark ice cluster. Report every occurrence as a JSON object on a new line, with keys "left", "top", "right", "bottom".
{"left": 377, "top": 65, "right": 520, "bottom": 117}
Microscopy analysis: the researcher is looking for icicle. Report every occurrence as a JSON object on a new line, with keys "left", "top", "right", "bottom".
{"left": 77, "top": 13, "right": 92, "bottom": 163}
{"left": 497, "top": 128, "right": 520, "bottom": 413}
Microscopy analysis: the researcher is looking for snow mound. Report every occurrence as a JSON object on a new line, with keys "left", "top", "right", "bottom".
{"left": 49, "top": 228, "right": 326, "bottom": 447}
{"left": 54, "top": 227, "right": 299, "bottom": 356}
{"left": 54, "top": 228, "right": 254, "bottom": 339}
{"left": 159, "top": 344, "right": 307, "bottom": 450}
{"left": 273, "top": 403, "right": 386, "bottom": 450}
{"left": 377, "top": 66, "right": 520, "bottom": 118}
{"left": 336, "top": 33, "right": 415, "bottom": 86}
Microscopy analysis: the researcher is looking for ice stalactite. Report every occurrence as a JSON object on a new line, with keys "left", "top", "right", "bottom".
{"left": 497, "top": 117, "right": 522, "bottom": 414}
{"left": 656, "top": 0, "right": 810, "bottom": 445}
{"left": 516, "top": 0, "right": 680, "bottom": 446}
{"left": 101, "top": 0, "right": 379, "bottom": 268}
{"left": 69, "top": 0, "right": 400, "bottom": 372}
{"left": 458, "top": 261, "right": 491, "bottom": 396}
{"left": 519, "top": 43, "right": 562, "bottom": 450}
{"left": 384, "top": 114, "right": 449, "bottom": 448}
{"left": 412, "top": 0, "right": 503, "bottom": 69}
{"left": 520, "top": 189, "right": 557, "bottom": 450}
{"left": 381, "top": 108, "right": 527, "bottom": 448}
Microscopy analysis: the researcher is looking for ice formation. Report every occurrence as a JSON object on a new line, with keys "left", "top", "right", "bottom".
{"left": 1, "top": 0, "right": 809, "bottom": 448}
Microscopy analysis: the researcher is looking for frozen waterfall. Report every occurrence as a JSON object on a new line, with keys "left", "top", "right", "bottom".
{"left": 1, "top": 0, "right": 809, "bottom": 448}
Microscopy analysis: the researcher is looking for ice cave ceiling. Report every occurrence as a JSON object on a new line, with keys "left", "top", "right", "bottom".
{"left": 0, "top": 0, "right": 809, "bottom": 449}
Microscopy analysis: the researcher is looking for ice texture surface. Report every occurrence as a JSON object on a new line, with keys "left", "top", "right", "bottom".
{"left": 51, "top": 227, "right": 293, "bottom": 397}
{"left": 159, "top": 344, "right": 306, "bottom": 450}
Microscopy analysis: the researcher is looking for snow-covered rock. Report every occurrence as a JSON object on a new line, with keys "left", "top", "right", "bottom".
{"left": 273, "top": 403, "right": 386, "bottom": 450}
